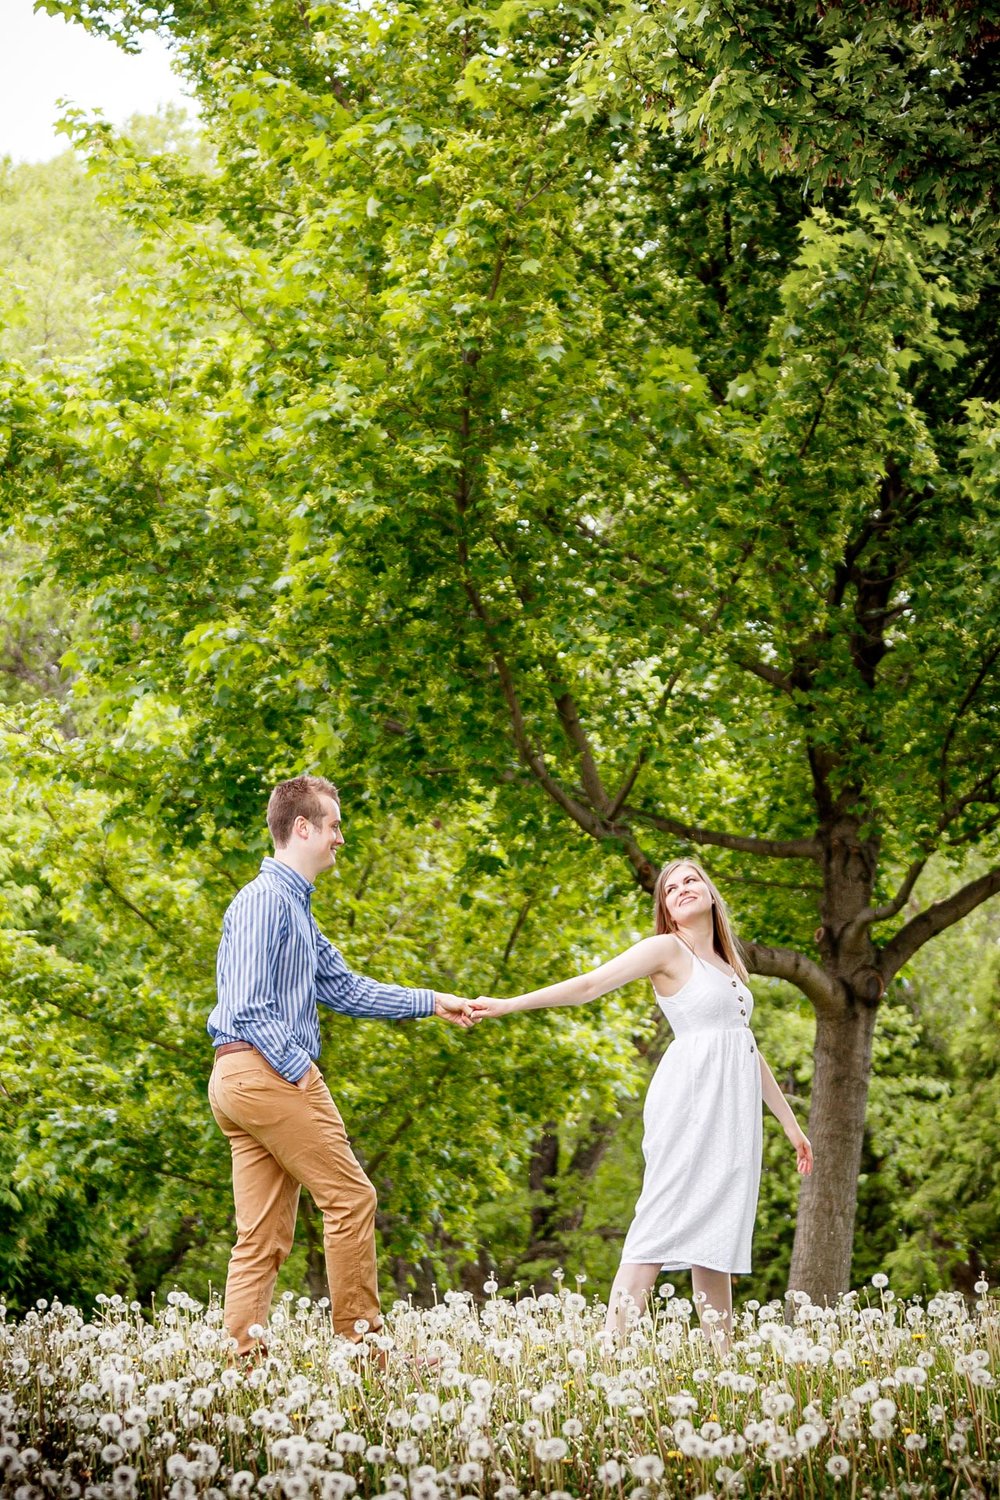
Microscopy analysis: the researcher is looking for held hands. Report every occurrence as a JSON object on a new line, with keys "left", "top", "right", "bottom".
{"left": 434, "top": 992, "right": 476, "bottom": 1029}
{"left": 433, "top": 994, "right": 516, "bottom": 1027}
{"left": 466, "top": 996, "right": 515, "bottom": 1022}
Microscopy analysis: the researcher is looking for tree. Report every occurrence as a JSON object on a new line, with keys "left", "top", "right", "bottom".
{"left": 4, "top": 0, "right": 1000, "bottom": 1302}
{"left": 576, "top": 0, "right": 1000, "bottom": 224}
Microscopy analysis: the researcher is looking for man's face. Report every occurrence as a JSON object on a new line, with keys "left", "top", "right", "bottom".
{"left": 303, "top": 795, "right": 345, "bottom": 875}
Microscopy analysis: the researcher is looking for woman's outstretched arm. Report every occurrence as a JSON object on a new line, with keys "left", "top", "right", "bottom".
{"left": 758, "top": 1052, "right": 814, "bottom": 1174}
{"left": 468, "top": 934, "right": 684, "bottom": 1020}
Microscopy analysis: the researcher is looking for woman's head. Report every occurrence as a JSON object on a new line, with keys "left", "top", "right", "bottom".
{"left": 653, "top": 858, "right": 748, "bottom": 981}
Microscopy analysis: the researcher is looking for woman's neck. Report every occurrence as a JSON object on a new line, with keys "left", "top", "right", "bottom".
{"left": 677, "top": 914, "right": 717, "bottom": 957}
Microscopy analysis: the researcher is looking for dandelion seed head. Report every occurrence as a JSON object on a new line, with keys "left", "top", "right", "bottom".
{"left": 630, "top": 1454, "right": 664, "bottom": 1480}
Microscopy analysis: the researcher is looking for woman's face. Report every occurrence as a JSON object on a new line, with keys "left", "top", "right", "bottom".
{"left": 662, "top": 864, "right": 713, "bottom": 925}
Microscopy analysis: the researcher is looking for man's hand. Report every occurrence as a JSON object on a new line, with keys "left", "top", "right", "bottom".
{"left": 295, "top": 1066, "right": 313, "bottom": 1091}
{"left": 434, "top": 992, "right": 475, "bottom": 1029}
{"left": 467, "top": 996, "right": 514, "bottom": 1022}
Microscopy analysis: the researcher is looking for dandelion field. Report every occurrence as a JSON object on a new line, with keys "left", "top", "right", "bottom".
{"left": 1, "top": 1278, "right": 997, "bottom": 1500}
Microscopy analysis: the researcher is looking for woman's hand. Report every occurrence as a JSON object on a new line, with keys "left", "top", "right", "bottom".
{"left": 467, "top": 996, "right": 515, "bottom": 1022}
{"left": 788, "top": 1129, "right": 813, "bottom": 1175}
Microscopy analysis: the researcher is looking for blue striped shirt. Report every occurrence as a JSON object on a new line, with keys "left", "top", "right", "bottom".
{"left": 208, "top": 857, "right": 434, "bottom": 1081}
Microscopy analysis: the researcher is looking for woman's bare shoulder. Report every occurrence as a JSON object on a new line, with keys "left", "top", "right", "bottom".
{"left": 639, "top": 932, "right": 688, "bottom": 975}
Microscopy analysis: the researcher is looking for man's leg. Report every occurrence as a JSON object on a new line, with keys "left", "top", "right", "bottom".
{"left": 210, "top": 1052, "right": 382, "bottom": 1342}
{"left": 209, "top": 1062, "right": 300, "bottom": 1355}
{"left": 265, "top": 1069, "right": 382, "bottom": 1341}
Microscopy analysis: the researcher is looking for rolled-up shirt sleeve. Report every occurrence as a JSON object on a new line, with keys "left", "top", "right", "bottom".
{"left": 314, "top": 930, "right": 434, "bottom": 1019}
{"left": 213, "top": 886, "right": 313, "bottom": 1082}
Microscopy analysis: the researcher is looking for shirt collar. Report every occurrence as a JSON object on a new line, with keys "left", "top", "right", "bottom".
{"left": 260, "top": 856, "right": 315, "bottom": 901}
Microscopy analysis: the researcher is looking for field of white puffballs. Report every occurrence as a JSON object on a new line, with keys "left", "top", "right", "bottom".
{"left": 1, "top": 1277, "right": 996, "bottom": 1499}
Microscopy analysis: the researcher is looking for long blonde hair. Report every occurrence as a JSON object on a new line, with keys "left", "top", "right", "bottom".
{"left": 653, "top": 857, "right": 748, "bottom": 982}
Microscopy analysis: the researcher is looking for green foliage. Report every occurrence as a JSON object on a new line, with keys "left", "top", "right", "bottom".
{"left": 0, "top": 110, "right": 201, "bottom": 368}
{"left": 3, "top": 4, "right": 995, "bottom": 940}
{"left": 0, "top": 152, "right": 117, "bottom": 365}
{"left": 576, "top": 1, "right": 1000, "bottom": 221}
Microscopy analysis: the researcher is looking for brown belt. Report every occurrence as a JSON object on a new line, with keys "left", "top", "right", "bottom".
{"left": 215, "top": 1041, "right": 255, "bottom": 1057}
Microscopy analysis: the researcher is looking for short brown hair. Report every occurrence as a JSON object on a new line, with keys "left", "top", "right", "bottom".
{"left": 266, "top": 775, "right": 340, "bottom": 847}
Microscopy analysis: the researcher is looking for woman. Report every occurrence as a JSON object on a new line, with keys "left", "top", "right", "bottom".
{"left": 469, "top": 859, "right": 813, "bottom": 1347}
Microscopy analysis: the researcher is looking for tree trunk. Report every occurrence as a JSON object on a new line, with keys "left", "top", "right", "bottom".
{"left": 787, "top": 995, "right": 878, "bottom": 1300}
{"left": 129, "top": 1214, "right": 211, "bottom": 1306}
{"left": 528, "top": 1125, "right": 560, "bottom": 1249}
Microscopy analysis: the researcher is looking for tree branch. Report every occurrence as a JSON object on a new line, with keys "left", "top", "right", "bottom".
{"left": 743, "top": 941, "right": 837, "bottom": 1011}
{"left": 553, "top": 690, "right": 611, "bottom": 813}
{"left": 129, "top": 1162, "right": 227, "bottom": 1194}
{"left": 97, "top": 867, "right": 178, "bottom": 946}
{"left": 490, "top": 895, "right": 534, "bottom": 987}
{"left": 623, "top": 803, "right": 821, "bottom": 861}
{"left": 867, "top": 855, "right": 928, "bottom": 923}
{"left": 937, "top": 640, "right": 1000, "bottom": 806}
{"left": 494, "top": 651, "right": 607, "bottom": 837}
{"left": 28, "top": 992, "right": 190, "bottom": 1057}
{"left": 606, "top": 662, "right": 685, "bottom": 821}
{"left": 880, "top": 864, "right": 1000, "bottom": 978}
{"left": 796, "top": 216, "right": 896, "bottom": 461}
{"left": 569, "top": 517, "right": 794, "bottom": 696}
{"left": 458, "top": 565, "right": 606, "bottom": 839}
{"left": 938, "top": 767, "right": 1000, "bottom": 835}
{"left": 729, "top": 651, "right": 795, "bottom": 691}
{"left": 946, "top": 807, "right": 1000, "bottom": 849}
{"left": 606, "top": 535, "right": 773, "bottom": 818}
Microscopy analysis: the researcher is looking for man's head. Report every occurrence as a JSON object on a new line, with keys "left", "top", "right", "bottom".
{"left": 266, "top": 775, "right": 344, "bottom": 880}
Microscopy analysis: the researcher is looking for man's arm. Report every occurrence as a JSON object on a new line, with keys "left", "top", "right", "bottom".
{"left": 214, "top": 886, "right": 313, "bottom": 1081}
{"left": 314, "top": 930, "right": 467, "bottom": 1024}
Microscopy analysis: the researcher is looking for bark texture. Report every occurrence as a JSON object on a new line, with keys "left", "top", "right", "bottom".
{"left": 787, "top": 997, "right": 878, "bottom": 1300}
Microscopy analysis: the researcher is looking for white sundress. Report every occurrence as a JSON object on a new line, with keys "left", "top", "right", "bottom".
{"left": 619, "top": 950, "right": 763, "bottom": 1274}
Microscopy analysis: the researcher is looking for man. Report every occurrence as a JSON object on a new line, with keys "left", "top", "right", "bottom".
{"left": 207, "top": 774, "right": 470, "bottom": 1357}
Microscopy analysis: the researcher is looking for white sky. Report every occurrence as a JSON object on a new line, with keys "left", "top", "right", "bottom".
{"left": 0, "top": 0, "right": 196, "bottom": 163}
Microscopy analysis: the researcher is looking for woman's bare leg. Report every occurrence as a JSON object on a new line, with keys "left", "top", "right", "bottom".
{"left": 605, "top": 1262, "right": 661, "bottom": 1337}
{"left": 691, "top": 1265, "right": 733, "bottom": 1352}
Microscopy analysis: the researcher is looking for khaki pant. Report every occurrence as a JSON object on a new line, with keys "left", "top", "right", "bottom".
{"left": 208, "top": 1049, "right": 382, "bottom": 1354}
